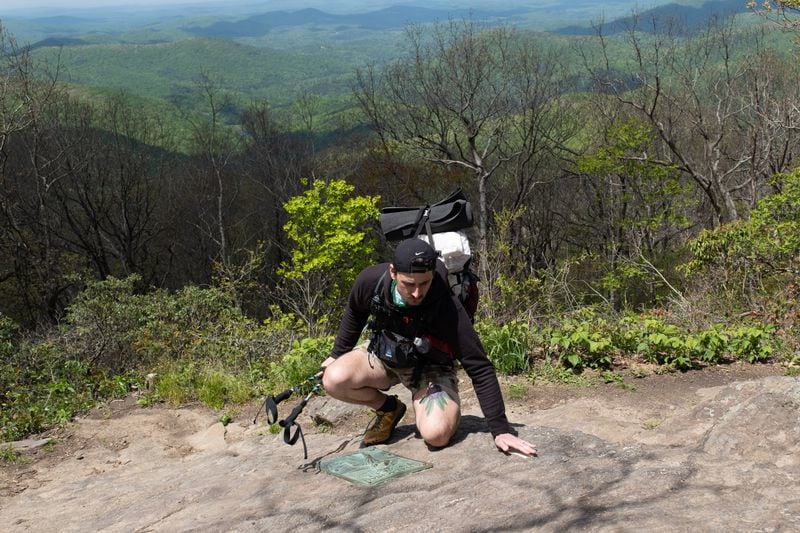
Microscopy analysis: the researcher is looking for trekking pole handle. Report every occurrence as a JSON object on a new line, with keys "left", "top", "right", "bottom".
{"left": 273, "top": 389, "right": 293, "bottom": 404}
{"left": 281, "top": 394, "right": 310, "bottom": 429}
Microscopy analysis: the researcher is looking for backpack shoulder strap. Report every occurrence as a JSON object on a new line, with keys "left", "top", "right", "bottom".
{"left": 411, "top": 206, "right": 436, "bottom": 249}
{"left": 369, "top": 270, "right": 389, "bottom": 329}
{"left": 372, "top": 270, "right": 387, "bottom": 302}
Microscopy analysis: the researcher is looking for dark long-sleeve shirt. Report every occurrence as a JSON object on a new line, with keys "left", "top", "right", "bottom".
{"left": 331, "top": 262, "right": 512, "bottom": 437}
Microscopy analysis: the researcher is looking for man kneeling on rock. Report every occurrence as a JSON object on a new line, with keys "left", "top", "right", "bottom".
{"left": 321, "top": 238, "right": 537, "bottom": 457}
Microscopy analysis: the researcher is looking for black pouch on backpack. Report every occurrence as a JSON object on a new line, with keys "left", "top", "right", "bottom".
{"left": 369, "top": 329, "right": 419, "bottom": 368}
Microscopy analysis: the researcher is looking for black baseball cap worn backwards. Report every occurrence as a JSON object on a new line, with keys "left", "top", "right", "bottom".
{"left": 392, "top": 238, "right": 438, "bottom": 273}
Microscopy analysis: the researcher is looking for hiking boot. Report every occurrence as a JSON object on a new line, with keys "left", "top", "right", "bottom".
{"left": 363, "top": 397, "right": 407, "bottom": 446}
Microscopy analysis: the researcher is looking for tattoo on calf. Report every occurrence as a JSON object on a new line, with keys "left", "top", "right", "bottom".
{"left": 420, "top": 383, "right": 451, "bottom": 416}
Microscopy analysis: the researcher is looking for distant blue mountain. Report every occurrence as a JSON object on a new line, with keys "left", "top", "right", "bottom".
{"left": 27, "top": 37, "right": 90, "bottom": 50}
{"left": 30, "top": 16, "right": 101, "bottom": 24}
{"left": 554, "top": 0, "right": 749, "bottom": 35}
{"left": 185, "top": 6, "right": 528, "bottom": 38}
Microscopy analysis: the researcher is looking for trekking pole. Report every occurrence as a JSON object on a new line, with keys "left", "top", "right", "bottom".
{"left": 253, "top": 370, "right": 324, "bottom": 459}
{"left": 279, "top": 379, "right": 324, "bottom": 459}
{"left": 253, "top": 371, "right": 323, "bottom": 425}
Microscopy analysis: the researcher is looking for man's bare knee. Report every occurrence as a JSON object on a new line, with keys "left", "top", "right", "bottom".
{"left": 420, "top": 426, "right": 456, "bottom": 448}
{"left": 321, "top": 363, "right": 350, "bottom": 396}
{"left": 417, "top": 417, "right": 458, "bottom": 448}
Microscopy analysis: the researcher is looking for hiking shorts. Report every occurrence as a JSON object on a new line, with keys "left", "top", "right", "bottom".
{"left": 359, "top": 341, "right": 459, "bottom": 396}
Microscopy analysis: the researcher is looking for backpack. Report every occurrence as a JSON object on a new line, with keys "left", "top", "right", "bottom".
{"left": 379, "top": 188, "right": 480, "bottom": 321}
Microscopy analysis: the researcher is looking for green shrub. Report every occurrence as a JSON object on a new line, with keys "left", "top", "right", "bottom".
{"left": 198, "top": 367, "right": 252, "bottom": 409}
{"left": 619, "top": 315, "right": 692, "bottom": 369}
{"left": 269, "top": 336, "right": 333, "bottom": 391}
{"left": 547, "top": 311, "right": 616, "bottom": 370}
{"left": 685, "top": 168, "right": 800, "bottom": 297}
{"left": 0, "top": 314, "right": 18, "bottom": 359}
{"left": 728, "top": 324, "right": 775, "bottom": 363}
{"left": 477, "top": 320, "right": 535, "bottom": 375}
{"left": 617, "top": 314, "right": 779, "bottom": 369}
{"left": 60, "top": 275, "right": 148, "bottom": 374}
{"left": 1, "top": 276, "right": 312, "bottom": 440}
{"left": 0, "top": 340, "right": 123, "bottom": 442}
{"left": 0, "top": 445, "right": 23, "bottom": 464}
{"left": 685, "top": 324, "right": 730, "bottom": 364}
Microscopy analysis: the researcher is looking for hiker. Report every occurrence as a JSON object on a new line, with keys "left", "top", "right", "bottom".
{"left": 321, "top": 238, "right": 537, "bottom": 457}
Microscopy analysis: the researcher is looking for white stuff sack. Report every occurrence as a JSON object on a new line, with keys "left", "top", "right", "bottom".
{"left": 417, "top": 230, "right": 471, "bottom": 273}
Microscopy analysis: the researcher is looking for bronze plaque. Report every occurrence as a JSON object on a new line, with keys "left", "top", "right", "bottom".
{"left": 319, "top": 448, "right": 432, "bottom": 486}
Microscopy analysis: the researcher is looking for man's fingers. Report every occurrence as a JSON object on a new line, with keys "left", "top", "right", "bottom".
{"left": 495, "top": 434, "right": 538, "bottom": 457}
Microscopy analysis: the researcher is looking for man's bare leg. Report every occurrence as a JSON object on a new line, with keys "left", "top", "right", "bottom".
{"left": 322, "top": 348, "right": 394, "bottom": 410}
{"left": 412, "top": 382, "right": 461, "bottom": 448}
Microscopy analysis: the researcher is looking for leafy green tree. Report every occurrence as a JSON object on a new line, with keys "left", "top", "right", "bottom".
{"left": 278, "top": 178, "right": 379, "bottom": 334}
{"left": 570, "top": 120, "right": 692, "bottom": 308}
{"left": 686, "top": 167, "right": 800, "bottom": 293}
{"left": 582, "top": 15, "right": 790, "bottom": 227}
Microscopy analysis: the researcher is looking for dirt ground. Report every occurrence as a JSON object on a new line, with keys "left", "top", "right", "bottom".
{"left": 1, "top": 361, "right": 798, "bottom": 532}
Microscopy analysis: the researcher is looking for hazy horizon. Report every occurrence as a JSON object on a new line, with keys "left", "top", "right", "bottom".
{"left": 0, "top": 0, "right": 548, "bottom": 17}
{"left": 0, "top": 0, "right": 257, "bottom": 15}
{"left": 2, "top": 0, "right": 218, "bottom": 7}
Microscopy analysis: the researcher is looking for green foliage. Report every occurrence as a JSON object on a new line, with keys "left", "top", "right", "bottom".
{"left": 574, "top": 120, "right": 693, "bottom": 309}
{"left": 32, "top": 38, "right": 358, "bottom": 111}
{"left": 219, "top": 411, "right": 235, "bottom": 426}
{"left": 476, "top": 320, "right": 536, "bottom": 375}
{"left": 0, "top": 276, "right": 306, "bottom": 441}
{"left": 198, "top": 368, "right": 252, "bottom": 409}
{"left": 154, "top": 362, "right": 252, "bottom": 409}
{"left": 727, "top": 325, "right": 775, "bottom": 363}
{"left": 684, "top": 324, "right": 730, "bottom": 364}
{"left": 0, "top": 313, "right": 18, "bottom": 360}
{"left": 269, "top": 336, "right": 333, "bottom": 391}
{"left": 0, "top": 445, "right": 24, "bottom": 464}
{"left": 685, "top": 168, "right": 800, "bottom": 288}
{"left": 621, "top": 316, "right": 694, "bottom": 370}
{"left": 60, "top": 274, "right": 148, "bottom": 374}
{"left": 530, "top": 310, "right": 781, "bottom": 374}
{"left": 0, "top": 342, "right": 122, "bottom": 442}
{"left": 60, "top": 275, "right": 282, "bottom": 373}
{"left": 481, "top": 208, "right": 544, "bottom": 322}
{"left": 279, "top": 178, "right": 379, "bottom": 333}
{"left": 155, "top": 362, "right": 197, "bottom": 406}
{"left": 280, "top": 178, "right": 379, "bottom": 287}
{"left": 618, "top": 314, "right": 778, "bottom": 369}
{"left": 547, "top": 310, "right": 617, "bottom": 370}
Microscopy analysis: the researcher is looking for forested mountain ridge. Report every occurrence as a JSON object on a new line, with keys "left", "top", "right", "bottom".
{"left": 34, "top": 37, "right": 357, "bottom": 109}
{"left": 4, "top": 1, "right": 767, "bottom": 128}
{"left": 184, "top": 6, "right": 528, "bottom": 38}
{"left": 2, "top": 1, "right": 726, "bottom": 45}
{"left": 556, "top": 0, "right": 751, "bottom": 34}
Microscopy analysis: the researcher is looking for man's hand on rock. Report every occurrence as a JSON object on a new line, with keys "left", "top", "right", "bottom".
{"left": 494, "top": 433, "right": 537, "bottom": 458}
